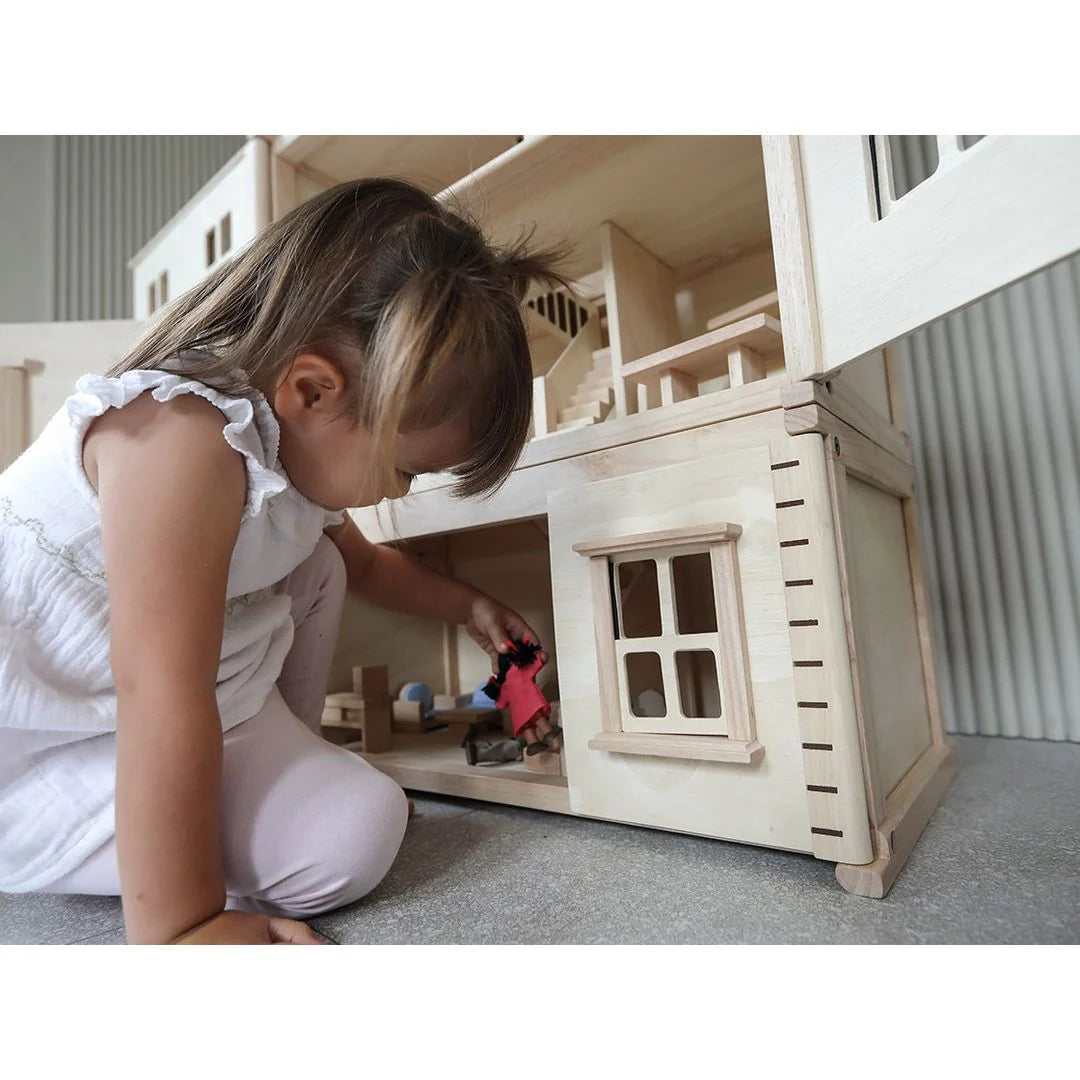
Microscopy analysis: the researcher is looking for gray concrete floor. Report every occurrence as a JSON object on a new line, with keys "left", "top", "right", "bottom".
{"left": 3, "top": 734, "right": 1077, "bottom": 944}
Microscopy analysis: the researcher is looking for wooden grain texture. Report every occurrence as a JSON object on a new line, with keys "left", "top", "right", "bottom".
{"left": 353, "top": 402, "right": 789, "bottom": 545}
{"left": 273, "top": 135, "right": 518, "bottom": 194}
{"left": 710, "top": 540, "right": 756, "bottom": 743}
{"left": 358, "top": 732, "right": 572, "bottom": 815}
{"left": 588, "top": 555, "right": 623, "bottom": 735}
{"left": 621, "top": 315, "right": 783, "bottom": 383}
{"left": 524, "top": 745, "right": 566, "bottom": 776}
{"left": 587, "top": 732, "right": 764, "bottom": 764}
{"left": 835, "top": 739, "right": 957, "bottom": 898}
{"left": 799, "top": 135, "right": 1080, "bottom": 371}
{"left": 825, "top": 453, "right": 886, "bottom": 826}
{"left": 783, "top": 405, "right": 914, "bottom": 499}
{"left": 770, "top": 436, "right": 874, "bottom": 864}
{"left": 601, "top": 222, "right": 680, "bottom": 417}
{"left": 728, "top": 345, "right": 767, "bottom": 387}
{"left": 270, "top": 154, "right": 297, "bottom": 220}
{"left": 843, "top": 475, "right": 934, "bottom": 797}
{"left": 761, "top": 135, "right": 823, "bottom": 381}
{"left": 706, "top": 290, "right": 781, "bottom": 330}
{"left": 660, "top": 369, "right": 698, "bottom": 406}
{"left": 398, "top": 377, "right": 787, "bottom": 507}
{"left": 781, "top": 378, "right": 911, "bottom": 464}
{"left": 903, "top": 497, "right": 948, "bottom": 750}
{"left": 441, "top": 136, "right": 771, "bottom": 283}
{"left": 548, "top": 431, "right": 817, "bottom": 854}
{"left": 574, "top": 523, "right": 742, "bottom": 557}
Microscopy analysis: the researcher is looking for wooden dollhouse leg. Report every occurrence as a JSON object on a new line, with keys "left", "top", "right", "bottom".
{"left": 834, "top": 739, "right": 958, "bottom": 898}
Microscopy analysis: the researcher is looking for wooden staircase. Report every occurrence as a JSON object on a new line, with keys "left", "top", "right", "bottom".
{"left": 555, "top": 346, "right": 614, "bottom": 432}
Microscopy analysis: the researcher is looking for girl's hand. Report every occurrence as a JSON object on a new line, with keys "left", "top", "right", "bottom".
{"left": 172, "top": 910, "right": 322, "bottom": 945}
{"left": 465, "top": 595, "right": 545, "bottom": 670}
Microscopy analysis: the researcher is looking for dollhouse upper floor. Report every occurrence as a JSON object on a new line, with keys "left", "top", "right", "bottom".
{"left": 128, "top": 135, "right": 902, "bottom": 542}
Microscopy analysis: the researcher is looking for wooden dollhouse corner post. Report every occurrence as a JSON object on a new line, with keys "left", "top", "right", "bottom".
{"left": 780, "top": 401, "right": 958, "bottom": 898}
{"left": 0, "top": 364, "right": 30, "bottom": 472}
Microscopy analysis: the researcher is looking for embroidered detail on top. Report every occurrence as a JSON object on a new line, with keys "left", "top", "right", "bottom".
{"left": 224, "top": 586, "right": 278, "bottom": 616}
{"left": 0, "top": 497, "right": 106, "bottom": 583}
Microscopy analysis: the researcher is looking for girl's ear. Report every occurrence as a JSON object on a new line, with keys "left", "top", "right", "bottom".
{"left": 273, "top": 353, "right": 346, "bottom": 421}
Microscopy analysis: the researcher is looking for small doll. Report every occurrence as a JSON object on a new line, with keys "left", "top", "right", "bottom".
{"left": 482, "top": 637, "right": 562, "bottom": 756}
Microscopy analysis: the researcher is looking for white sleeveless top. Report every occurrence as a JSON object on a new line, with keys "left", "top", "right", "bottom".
{"left": 0, "top": 369, "right": 344, "bottom": 891}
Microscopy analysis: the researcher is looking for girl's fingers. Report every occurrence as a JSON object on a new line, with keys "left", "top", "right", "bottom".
{"left": 268, "top": 918, "right": 322, "bottom": 945}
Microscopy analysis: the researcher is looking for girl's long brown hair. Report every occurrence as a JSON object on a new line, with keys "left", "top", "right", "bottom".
{"left": 109, "top": 177, "right": 570, "bottom": 498}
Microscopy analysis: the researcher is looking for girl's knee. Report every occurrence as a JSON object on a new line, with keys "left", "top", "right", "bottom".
{"left": 282, "top": 764, "right": 408, "bottom": 918}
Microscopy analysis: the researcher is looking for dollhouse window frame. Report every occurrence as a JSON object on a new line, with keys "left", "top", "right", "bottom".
{"left": 574, "top": 524, "right": 764, "bottom": 765}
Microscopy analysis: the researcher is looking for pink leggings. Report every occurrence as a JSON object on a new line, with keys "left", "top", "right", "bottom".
{"left": 44, "top": 537, "right": 409, "bottom": 919}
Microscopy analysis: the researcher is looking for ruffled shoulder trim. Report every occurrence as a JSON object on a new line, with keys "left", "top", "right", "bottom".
{"left": 65, "top": 370, "right": 287, "bottom": 520}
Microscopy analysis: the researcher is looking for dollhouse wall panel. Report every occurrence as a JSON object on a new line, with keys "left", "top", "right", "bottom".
{"left": 350, "top": 399, "right": 791, "bottom": 545}
{"left": 547, "top": 440, "right": 818, "bottom": 853}
{"left": 842, "top": 477, "right": 933, "bottom": 798}
{"left": 797, "top": 135, "right": 1080, "bottom": 373}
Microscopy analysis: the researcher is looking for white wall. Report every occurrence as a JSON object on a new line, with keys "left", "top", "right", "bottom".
{"left": 0, "top": 320, "right": 143, "bottom": 438}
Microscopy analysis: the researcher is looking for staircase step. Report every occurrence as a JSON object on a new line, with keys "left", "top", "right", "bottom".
{"left": 569, "top": 385, "right": 614, "bottom": 409}
{"left": 559, "top": 399, "right": 612, "bottom": 424}
{"left": 581, "top": 374, "right": 613, "bottom": 394}
{"left": 591, "top": 346, "right": 611, "bottom": 366}
{"left": 555, "top": 416, "right": 596, "bottom": 433}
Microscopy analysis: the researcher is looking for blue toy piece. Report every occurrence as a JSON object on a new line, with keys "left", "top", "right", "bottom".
{"left": 398, "top": 681, "right": 434, "bottom": 717}
{"left": 468, "top": 682, "right": 493, "bottom": 708}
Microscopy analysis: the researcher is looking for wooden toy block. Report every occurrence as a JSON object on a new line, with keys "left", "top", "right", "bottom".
{"left": 352, "top": 665, "right": 390, "bottom": 700}
{"left": 391, "top": 699, "right": 439, "bottom": 733}
{"left": 524, "top": 744, "right": 565, "bottom": 777}
{"left": 433, "top": 693, "right": 472, "bottom": 711}
{"left": 321, "top": 693, "right": 392, "bottom": 753}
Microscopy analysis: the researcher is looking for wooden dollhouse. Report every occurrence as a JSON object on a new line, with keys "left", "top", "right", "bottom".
{"left": 124, "top": 134, "right": 1080, "bottom": 898}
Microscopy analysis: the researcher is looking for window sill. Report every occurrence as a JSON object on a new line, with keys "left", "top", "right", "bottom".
{"left": 587, "top": 731, "right": 765, "bottom": 764}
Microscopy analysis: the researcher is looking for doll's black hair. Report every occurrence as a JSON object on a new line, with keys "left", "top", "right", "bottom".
{"left": 481, "top": 637, "right": 542, "bottom": 700}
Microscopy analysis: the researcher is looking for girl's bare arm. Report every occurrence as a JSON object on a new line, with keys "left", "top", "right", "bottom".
{"left": 90, "top": 392, "right": 246, "bottom": 944}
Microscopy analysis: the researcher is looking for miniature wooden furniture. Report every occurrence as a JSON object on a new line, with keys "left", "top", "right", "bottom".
{"left": 126, "top": 135, "right": 1080, "bottom": 898}
{"left": 391, "top": 682, "right": 441, "bottom": 734}
{"left": 319, "top": 665, "right": 393, "bottom": 752}
{"left": 437, "top": 706, "right": 507, "bottom": 745}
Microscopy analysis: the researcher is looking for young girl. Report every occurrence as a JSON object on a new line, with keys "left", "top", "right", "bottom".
{"left": 0, "top": 177, "right": 566, "bottom": 944}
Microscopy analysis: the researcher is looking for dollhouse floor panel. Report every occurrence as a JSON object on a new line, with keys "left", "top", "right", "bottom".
{"left": 2, "top": 735, "right": 1076, "bottom": 945}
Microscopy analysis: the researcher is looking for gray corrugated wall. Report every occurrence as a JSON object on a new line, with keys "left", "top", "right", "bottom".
{"left": 52, "top": 135, "right": 244, "bottom": 320}
{"left": 891, "top": 137, "right": 1080, "bottom": 741}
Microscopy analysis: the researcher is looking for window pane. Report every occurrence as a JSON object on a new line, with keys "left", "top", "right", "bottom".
{"left": 676, "top": 650, "right": 721, "bottom": 718}
{"left": 626, "top": 652, "right": 665, "bottom": 717}
{"left": 206, "top": 227, "right": 216, "bottom": 268}
{"left": 886, "top": 135, "right": 939, "bottom": 198}
{"left": 616, "top": 559, "right": 661, "bottom": 638}
{"left": 220, "top": 212, "right": 232, "bottom": 254}
{"left": 671, "top": 553, "right": 717, "bottom": 634}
